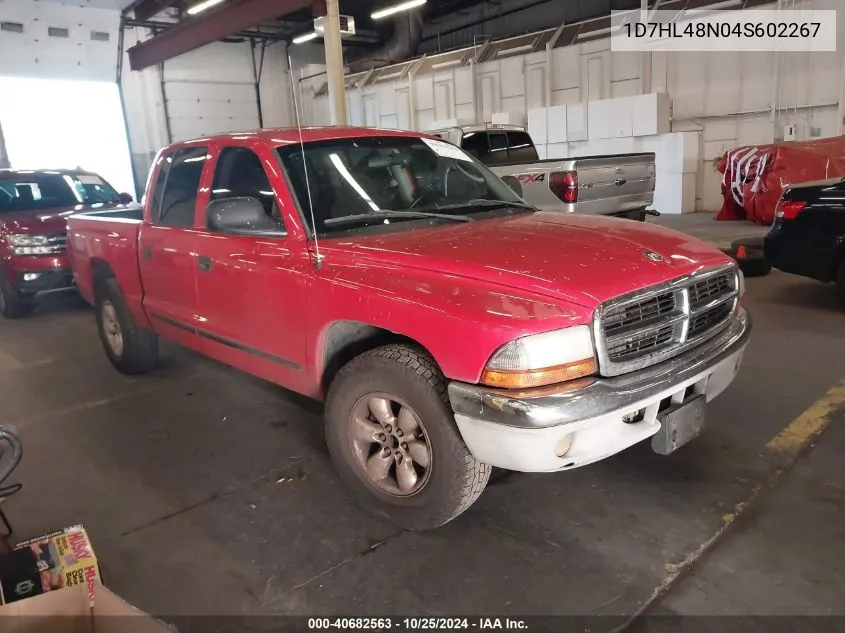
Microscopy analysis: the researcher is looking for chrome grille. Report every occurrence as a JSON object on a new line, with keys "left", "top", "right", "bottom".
{"left": 47, "top": 233, "right": 67, "bottom": 252}
{"left": 595, "top": 265, "right": 739, "bottom": 376}
{"left": 603, "top": 292, "right": 676, "bottom": 334}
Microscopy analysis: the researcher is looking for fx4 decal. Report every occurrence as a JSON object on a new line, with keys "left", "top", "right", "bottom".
{"left": 515, "top": 173, "right": 545, "bottom": 183}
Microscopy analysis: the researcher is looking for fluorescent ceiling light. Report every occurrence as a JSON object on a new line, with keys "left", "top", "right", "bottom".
{"left": 372, "top": 0, "right": 426, "bottom": 21}
{"left": 495, "top": 44, "right": 533, "bottom": 57}
{"left": 705, "top": 0, "right": 742, "bottom": 8}
{"left": 187, "top": 0, "right": 226, "bottom": 16}
{"left": 431, "top": 58, "right": 462, "bottom": 70}
{"left": 575, "top": 25, "right": 621, "bottom": 41}
{"left": 293, "top": 31, "right": 318, "bottom": 44}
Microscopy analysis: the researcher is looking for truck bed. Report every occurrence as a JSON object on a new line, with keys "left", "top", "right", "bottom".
{"left": 67, "top": 213, "right": 145, "bottom": 319}
{"left": 489, "top": 152, "right": 654, "bottom": 169}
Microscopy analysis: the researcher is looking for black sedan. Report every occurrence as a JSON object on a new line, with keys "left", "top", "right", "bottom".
{"left": 764, "top": 178, "right": 845, "bottom": 302}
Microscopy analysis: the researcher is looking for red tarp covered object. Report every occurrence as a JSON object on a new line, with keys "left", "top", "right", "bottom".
{"left": 716, "top": 136, "right": 845, "bottom": 225}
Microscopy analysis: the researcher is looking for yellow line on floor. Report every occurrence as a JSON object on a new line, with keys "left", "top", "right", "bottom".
{"left": 616, "top": 379, "right": 845, "bottom": 630}
{"left": 0, "top": 348, "right": 22, "bottom": 370}
{"left": 766, "top": 380, "right": 845, "bottom": 455}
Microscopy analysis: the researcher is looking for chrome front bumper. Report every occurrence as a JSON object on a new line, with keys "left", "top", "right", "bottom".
{"left": 447, "top": 308, "right": 751, "bottom": 472}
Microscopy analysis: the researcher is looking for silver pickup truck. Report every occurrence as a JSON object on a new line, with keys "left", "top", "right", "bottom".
{"left": 429, "top": 124, "right": 657, "bottom": 221}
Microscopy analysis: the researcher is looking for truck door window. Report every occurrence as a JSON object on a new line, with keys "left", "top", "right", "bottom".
{"left": 506, "top": 131, "right": 539, "bottom": 162}
{"left": 209, "top": 147, "right": 283, "bottom": 229}
{"left": 486, "top": 132, "right": 509, "bottom": 165}
{"left": 460, "top": 132, "right": 490, "bottom": 161}
{"left": 156, "top": 146, "right": 208, "bottom": 227}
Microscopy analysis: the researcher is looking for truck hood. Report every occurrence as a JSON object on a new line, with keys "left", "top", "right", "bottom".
{"left": 325, "top": 211, "right": 733, "bottom": 309}
{"left": 0, "top": 202, "right": 135, "bottom": 234}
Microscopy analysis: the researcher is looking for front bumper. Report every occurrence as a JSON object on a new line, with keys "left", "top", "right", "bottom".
{"left": 15, "top": 268, "right": 74, "bottom": 298}
{"left": 448, "top": 307, "right": 751, "bottom": 472}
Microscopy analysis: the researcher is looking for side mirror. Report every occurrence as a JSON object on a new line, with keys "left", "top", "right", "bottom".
{"left": 118, "top": 192, "right": 133, "bottom": 204}
{"left": 206, "top": 197, "right": 283, "bottom": 235}
{"left": 500, "top": 175, "right": 523, "bottom": 197}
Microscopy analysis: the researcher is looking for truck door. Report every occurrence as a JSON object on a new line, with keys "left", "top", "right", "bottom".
{"left": 193, "top": 143, "right": 310, "bottom": 392}
{"left": 138, "top": 145, "right": 208, "bottom": 345}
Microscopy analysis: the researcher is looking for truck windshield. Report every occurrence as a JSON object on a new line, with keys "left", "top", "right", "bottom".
{"left": 276, "top": 136, "right": 530, "bottom": 234}
{"left": 0, "top": 173, "right": 121, "bottom": 213}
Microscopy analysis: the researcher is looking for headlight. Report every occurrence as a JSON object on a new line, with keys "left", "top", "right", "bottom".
{"left": 7, "top": 234, "right": 49, "bottom": 247}
{"left": 6, "top": 233, "right": 63, "bottom": 256}
{"left": 480, "top": 325, "right": 597, "bottom": 389}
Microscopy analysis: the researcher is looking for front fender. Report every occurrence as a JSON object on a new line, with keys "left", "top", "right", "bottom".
{"left": 308, "top": 257, "right": 592, "bottom": 384}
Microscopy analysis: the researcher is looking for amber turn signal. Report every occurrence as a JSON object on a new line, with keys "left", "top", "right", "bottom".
{"left": 480, "top": 358, "right": 598, "bottom": 389}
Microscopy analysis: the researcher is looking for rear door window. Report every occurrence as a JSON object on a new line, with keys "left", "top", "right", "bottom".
{"left": 486, "top": 132, "right": 509, "bottom": 165}
{"left": 155, "top": 146, "right": 208, "bottom": 227}
{"left": 460, "top": 132, "right": 490, "bottom": 161}
{"left": 507, "top": 131, "right": 539, "bottom": 162}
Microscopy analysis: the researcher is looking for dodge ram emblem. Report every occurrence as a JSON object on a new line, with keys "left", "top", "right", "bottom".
{"left": 642, "top": 250, "right": 664, "bottom": 262}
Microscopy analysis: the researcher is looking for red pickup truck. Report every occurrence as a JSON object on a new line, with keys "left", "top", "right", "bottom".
{"left": 0, "top": 169, "right": 133, "bottom": 318}
{"left": 67, "top": 128, "right": 751, "bottom": 529}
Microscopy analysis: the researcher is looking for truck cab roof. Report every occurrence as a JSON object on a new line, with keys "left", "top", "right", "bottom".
{"left": 163, "top": 126, "right": 433, "bottom": 150}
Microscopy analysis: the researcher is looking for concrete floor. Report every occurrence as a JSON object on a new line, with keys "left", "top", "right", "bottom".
{"left": 0, "top": 214, "right": 843, "bottom": 628}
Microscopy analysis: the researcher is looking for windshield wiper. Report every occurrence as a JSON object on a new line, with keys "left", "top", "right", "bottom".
{"left": 422, "top": 199, "right": 536, "bottom": 212}
{"left": 324, "top": 210, "right": 474, "bottom": 227}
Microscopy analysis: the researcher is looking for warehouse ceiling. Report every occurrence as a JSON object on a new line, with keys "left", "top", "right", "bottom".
{"left": 123, "top": 0, "right": 750, "bottom": 71}
{"left": 38, "top": 0, "right": 135, "bottom": 8}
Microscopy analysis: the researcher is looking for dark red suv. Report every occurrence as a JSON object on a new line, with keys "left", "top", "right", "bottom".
{"left": 0, "top": 169, "right": 133, "bottom": 318}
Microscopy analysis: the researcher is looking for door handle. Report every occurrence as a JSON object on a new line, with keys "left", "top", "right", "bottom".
{"left": 142, "top": 246, "right": 153, "bottom": 260}
{"left": 197, "top": 256, "right": 213, "bottom": 273}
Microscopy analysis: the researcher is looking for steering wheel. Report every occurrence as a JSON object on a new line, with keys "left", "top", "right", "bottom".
{"left": 409, "top": 194, "right": 436, "bottom": 209}
{"left": 452, "top": 160, "right": 486, "bottom": 183}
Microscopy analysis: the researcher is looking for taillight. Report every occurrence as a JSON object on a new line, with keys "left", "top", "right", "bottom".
{"left": 776, "top": 199, "right": 806, "bottom": 220}
{"left": 550, "top": 171, "right": 578, "bottom": 204}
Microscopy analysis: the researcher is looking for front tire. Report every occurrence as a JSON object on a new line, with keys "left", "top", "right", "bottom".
{"left": 836, "top": 261, "right": 845, "bottom": 306}
{"left": 325, "top": 344, "right": 491, "bottom": 530}
{"left": 95, "top": 278, "right": 159, "bottom": 374}
{"left": 0, "top": 275, "right": 33, "bottom": 319}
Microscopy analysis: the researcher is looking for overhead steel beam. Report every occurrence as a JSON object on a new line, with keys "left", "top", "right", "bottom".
{"left": 124, "top": 18, "right": 288, "bottom": 42}
{"left": 127, "top": 0, "right": 310, "bottom": 71}
{"left": 132, "top": 0, "right": 180, "bottom": 22}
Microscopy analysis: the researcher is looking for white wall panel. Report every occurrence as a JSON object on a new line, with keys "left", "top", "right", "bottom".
{"left": 527, "top": 66, "right": 546, "bottom": 109}
{"left": 454, "top": 68, "right": 474, "bottom": 106}
{"left": 0, "top": 0, "right": 118, "bottom": 81}
{"left": 479, "top": 74, "right": 498, "bottom": 122}
{"left": 551, "top": 47, "right": 579, "bottom": 94}
{"left": 414, "top": 77, "right": 434, "bottom": 110}
{"left": 364, "top": 93, "right": 379, "bottom": 126}
{"left": 584, "top": 56, "right": 605, "bottom": 102}
{"left": 396, "top": 89, "right": 411, "bottom": 130}
{"left": 455, "top": 103, "right": 475, "bottom": 123}
{"left": 499, "top": 57, "right": 524, "bottom": 99}
{"left": 378, "top": 84, "right": 397, "bottom": 116}
{"left": 434, "top": 81, "right": 453, "bottom": 121}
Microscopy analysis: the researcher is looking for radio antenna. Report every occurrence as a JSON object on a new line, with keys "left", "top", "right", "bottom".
{"left": 287, "top": 51, "right": 323, "bottom": 269}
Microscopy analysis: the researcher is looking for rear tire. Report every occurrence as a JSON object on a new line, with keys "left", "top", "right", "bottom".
{"left": 0, "top": 276, "right": 33, "bottom": 319}
{"left": 836, "top": 261, "right": 845, "bottom": 306}
{"left": 95, "top": 277, "right": 159, "bottom": 374}
{"left": 325, "top": 344, "right": 491, "bottom": 530}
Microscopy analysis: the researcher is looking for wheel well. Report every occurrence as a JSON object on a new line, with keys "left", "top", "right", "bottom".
{"left": 320, "top": 321, "right": 434, "bottom": 393}
{"left": 90, "top": 259, "right": 115, "bottom": 291}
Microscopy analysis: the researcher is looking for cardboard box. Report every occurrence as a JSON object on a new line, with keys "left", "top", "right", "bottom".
{"left": 0, "top": 526, "right": 100, "bottom": 606}
{"left": 0, "top": 583, "right": 174, "bottom": 633}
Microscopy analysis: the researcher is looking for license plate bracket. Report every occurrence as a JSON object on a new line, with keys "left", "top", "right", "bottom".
{"left": 652, "top": 394, "right": 706, "bottom": 455}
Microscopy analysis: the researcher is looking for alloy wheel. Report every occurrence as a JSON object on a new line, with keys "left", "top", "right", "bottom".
{"left": 348, "top": 393, "right": 432, "bottom": 497}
